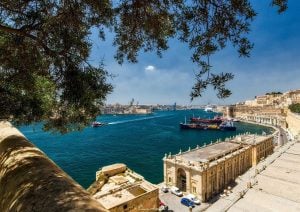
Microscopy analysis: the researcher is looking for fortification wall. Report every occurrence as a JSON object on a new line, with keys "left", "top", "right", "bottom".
{"left": 286, "top": 111, "right": 300, "bottom": 138}
{"left": 0, "top": 122, "right": 107, "bottom": 212}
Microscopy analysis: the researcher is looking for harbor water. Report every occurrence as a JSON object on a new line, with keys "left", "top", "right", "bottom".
{"left": 19, "top": 110, "right": 272, "bottom": 188}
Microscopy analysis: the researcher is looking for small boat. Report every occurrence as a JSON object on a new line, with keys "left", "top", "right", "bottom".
{"left": 91, "top": 121, "right": 107, "bottom": 127}
{"left": 219, "top": 121, "right": 236, "bottom": 131}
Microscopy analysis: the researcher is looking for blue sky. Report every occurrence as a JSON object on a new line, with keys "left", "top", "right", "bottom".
{"left": 89, "top": 1, "right": 300, "bottom": 105}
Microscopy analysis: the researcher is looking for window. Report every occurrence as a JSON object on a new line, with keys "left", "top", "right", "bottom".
{"left": 168, "top": 177, "right": 172, "bottom": 183}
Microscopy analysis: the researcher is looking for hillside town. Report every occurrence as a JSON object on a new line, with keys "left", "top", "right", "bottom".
{"left": 223, "top": 89, "right": 300, "bottom": 138}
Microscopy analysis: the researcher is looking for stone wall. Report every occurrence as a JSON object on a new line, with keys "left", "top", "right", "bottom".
{"left": 109, "top": 189, "right": 159, "bottom": 212}
{"left": 0, "top": 122, "right": 107, "bottom": 212}
{"left": 286, "top": 111, "right": 300, "bottom": 138}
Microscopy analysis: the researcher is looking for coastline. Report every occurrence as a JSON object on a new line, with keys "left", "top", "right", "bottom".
{"left": 238, "top": 119, "right": 278, "bottom": 135}
{"left": 19, "top": 110, "right": 273, "bottom": 188}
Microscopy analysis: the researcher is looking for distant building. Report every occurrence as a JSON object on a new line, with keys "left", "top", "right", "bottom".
{"left": 163, "top": 134, "right": 274, "bottom": 202}
{"left": 88, "top": 163, "right": 159, "bottom": 212}
{"left": 101, "top": 104, "right": 152, "bottom": 115}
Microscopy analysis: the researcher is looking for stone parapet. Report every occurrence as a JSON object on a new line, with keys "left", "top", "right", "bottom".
{"left": 0, "top": 121, "right": 107, "bottom": 212}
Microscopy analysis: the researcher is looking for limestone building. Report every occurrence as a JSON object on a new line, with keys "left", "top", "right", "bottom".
{"left": 88, "top": 163, "right": 159, "bottom": 212}
{"left": 232, "top": 134, "right": 274, "bottom": 165}
{"left": 163, "top": 134, "right": 274, "bottom": 202}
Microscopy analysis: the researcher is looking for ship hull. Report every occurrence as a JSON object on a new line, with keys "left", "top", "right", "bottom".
{"left": 190, "top": 118, "right": 222, "bottom": 125}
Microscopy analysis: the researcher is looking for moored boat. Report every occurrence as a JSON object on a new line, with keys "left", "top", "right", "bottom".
{"left": 180, "top": 116, "right": 237, "bottom": 131}
{"left": 190, "top": 116, "right": 223, "bottom": 124}
{"left": 219, "top": 121, "right": 236, "bottom": 131}
{"left": 180, "top": 123, "right": 206, "bottom": 130}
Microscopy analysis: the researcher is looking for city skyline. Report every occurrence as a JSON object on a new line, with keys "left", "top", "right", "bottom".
{"left": 89, "top": 1, "right": 300, "bottom": 105}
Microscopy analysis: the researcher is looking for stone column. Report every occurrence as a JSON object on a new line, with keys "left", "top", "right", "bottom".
{"left": 186, "top": 170, "right": 191, "bottom": 193}
{"left": 163, "top": 159, "right": 167, "bottom": 184}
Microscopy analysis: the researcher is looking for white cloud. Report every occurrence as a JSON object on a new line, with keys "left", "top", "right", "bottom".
{"left": 144, "top": 65, "right": 156, "bottom": 72}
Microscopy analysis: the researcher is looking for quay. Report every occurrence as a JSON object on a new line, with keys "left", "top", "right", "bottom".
{"left": 207, "top": 138, "right": 300, "bottom": 212}
{"left": 159, "top": 130, "right": 300, "bottom": 212}
{"left": 163, "top": 134, "right": 274, "bottom": 202}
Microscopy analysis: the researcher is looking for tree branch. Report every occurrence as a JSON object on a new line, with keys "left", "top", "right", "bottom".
{"left": 0, "top": 24, "right": 69, "bottom": 57}
{"left": 0, "top": 24, "right": 37, "bottom": 40}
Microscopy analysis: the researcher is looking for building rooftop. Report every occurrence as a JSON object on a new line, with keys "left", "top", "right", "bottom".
{"left": 89, "top": 164, "right": 158, "bottom": 209}
{"left": 94, "top": 181, "right": 156, "bottom": 209}
{"left": 232, "top": 134, "right": 271, "bottom": 145}
{"left": 179, "top": 142, "right": 242, "bottom": 163}
{"left": 101, "top": 163, "right": 127, "bottom": 177}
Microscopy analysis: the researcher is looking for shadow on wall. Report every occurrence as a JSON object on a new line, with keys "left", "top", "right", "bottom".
{"left": 0, "top": 125, "right": 107, "bottom": 212}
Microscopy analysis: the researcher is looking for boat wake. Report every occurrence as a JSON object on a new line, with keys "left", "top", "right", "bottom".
{"left": 108, "top": 114, "right": 173, "bottom": 125}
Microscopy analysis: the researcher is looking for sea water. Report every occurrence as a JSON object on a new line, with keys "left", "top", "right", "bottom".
{"left": 18, "top": 110, "right": 272, "bottom": 188}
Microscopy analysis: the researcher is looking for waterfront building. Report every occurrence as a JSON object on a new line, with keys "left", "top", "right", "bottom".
{"left": 241, "top": 113, "right": 286, "bottom": 128}
{"left": 232, "top": 134, "right": 274, "bottom": 165}
{"left": 224, "top": 104, "right": 286, "bottom": 127}
{"left": 163, "top": 134, "right": 274, "bottom": 202}
{"left": 88, "top": 163, "right": 159, "bottom": 212}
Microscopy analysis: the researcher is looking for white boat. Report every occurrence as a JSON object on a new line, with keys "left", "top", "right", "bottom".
{"left": 91, "top": 121, "right": 107, "bottom": 127}
{"left": 204, "top": 106, "right": 213, "bottom": 112}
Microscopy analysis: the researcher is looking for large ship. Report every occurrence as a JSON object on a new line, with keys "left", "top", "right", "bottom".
{"left": 190, "top": 116, "right": 223, "bottom": 124}
{"left": 180, "top": 123, "right": 206, "bottom": 130}
{"left": 180, "top": 117, "right": 236, "bottom": 131}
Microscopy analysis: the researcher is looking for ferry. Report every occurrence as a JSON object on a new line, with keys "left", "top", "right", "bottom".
{"left": 91, "top": 121, "right": 107, "bottom": 127}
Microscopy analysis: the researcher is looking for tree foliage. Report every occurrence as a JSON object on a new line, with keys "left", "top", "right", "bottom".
{"left": 0, "top": 0, "right": 288, "bottom": 132}
{"left": 289, "top": 103, "right": 300, "bottom": 114}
